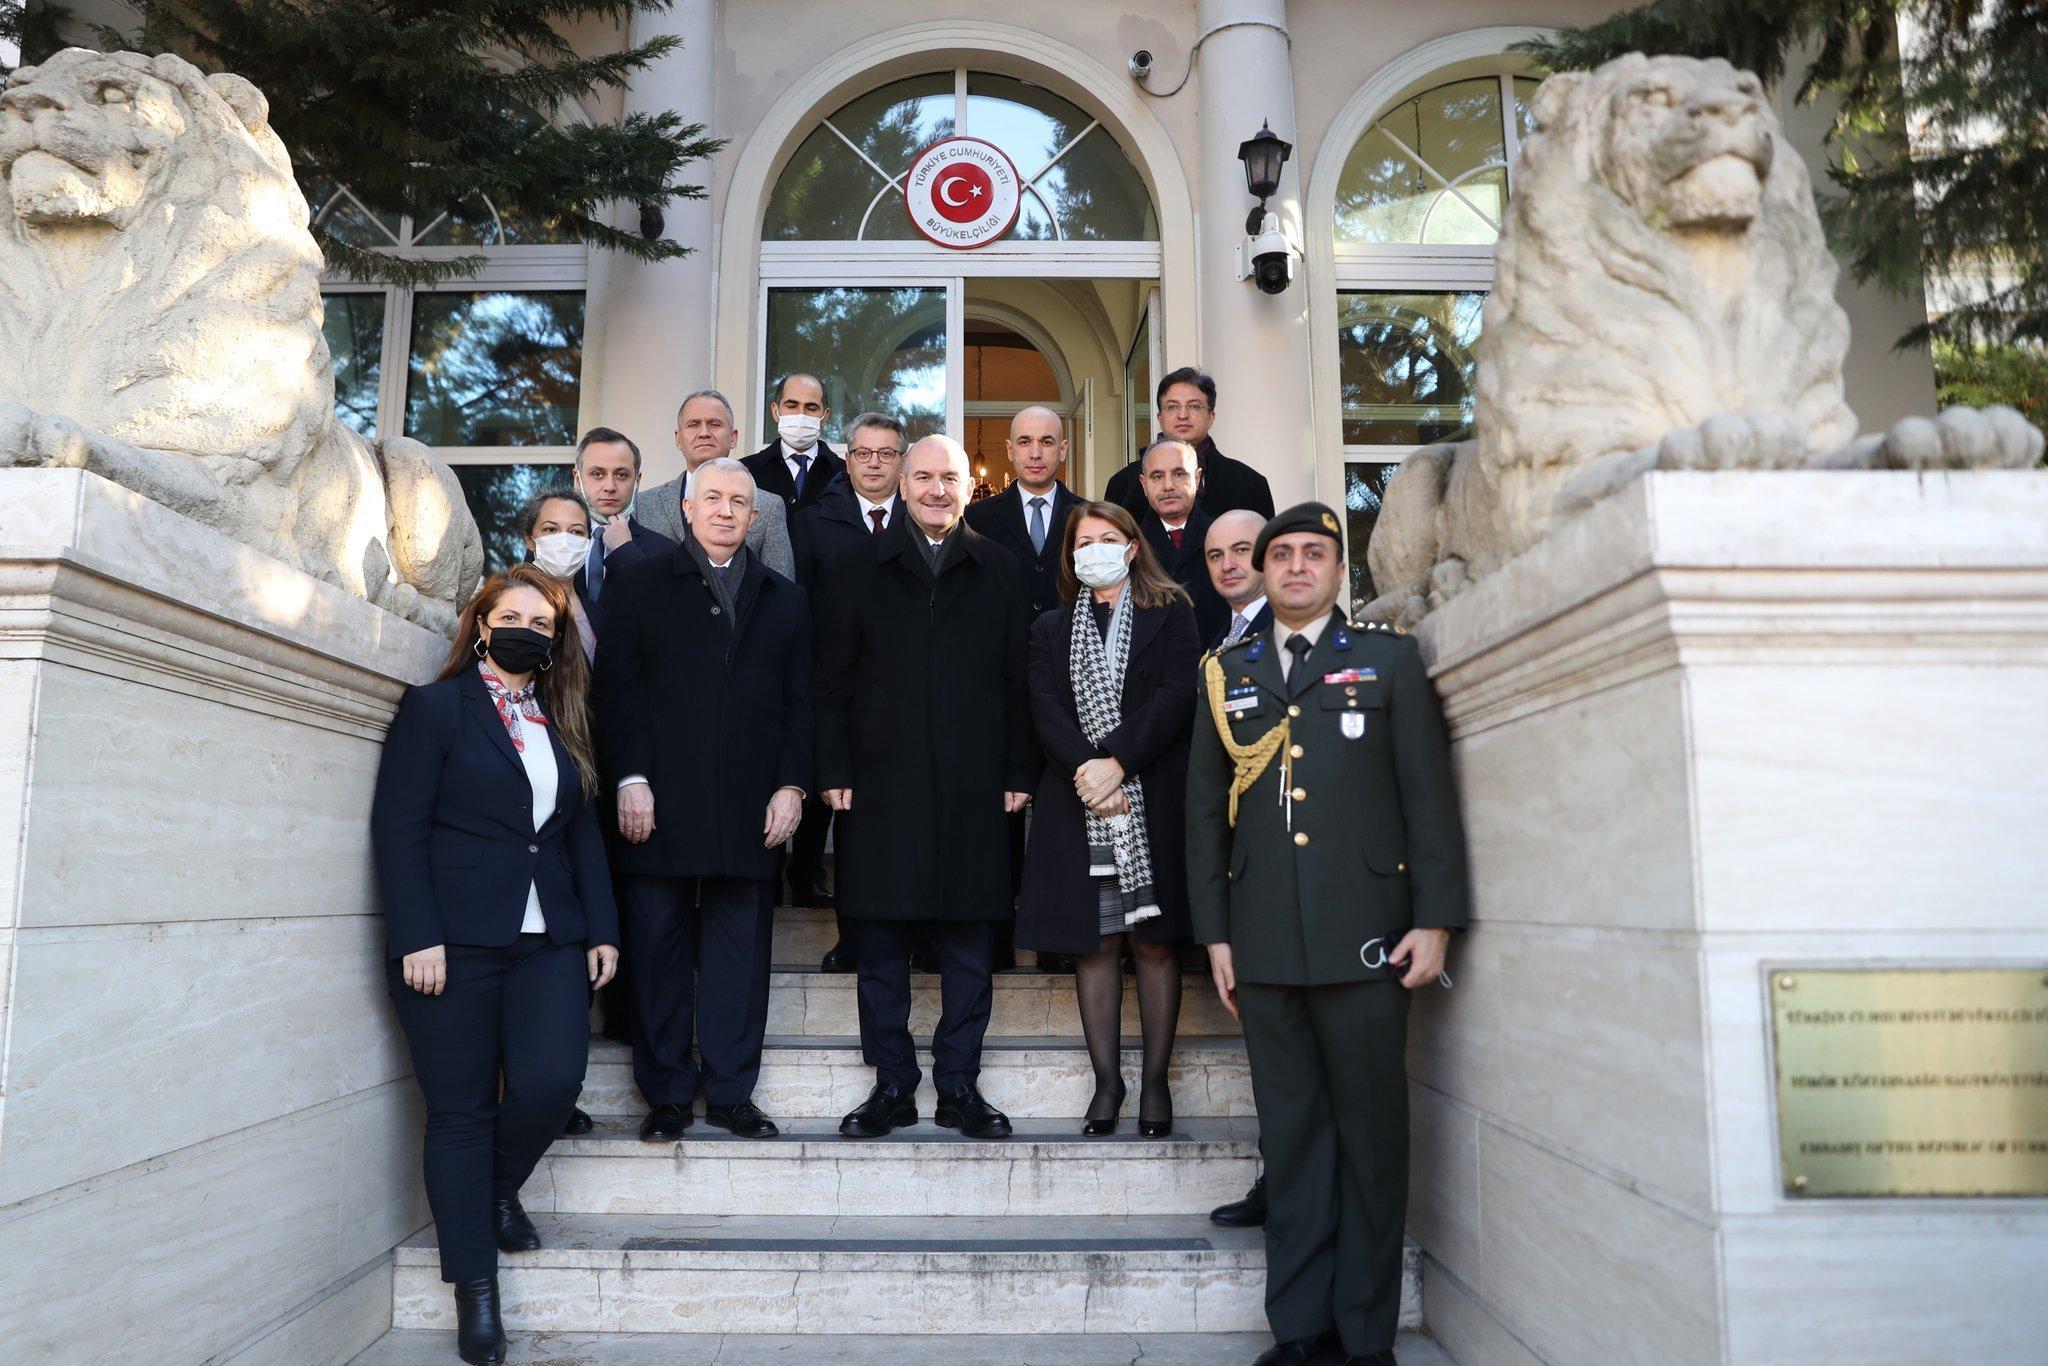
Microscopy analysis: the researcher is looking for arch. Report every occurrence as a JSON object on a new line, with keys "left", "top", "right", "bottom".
{"left": 1304, "top": 26, "right": 1554, "bottom": 516}
{"left": 961, "top": 300, "right": 1078, "bottom": 405}
{"left": 713, "top": 21, "right": 1199, "bottom": 425}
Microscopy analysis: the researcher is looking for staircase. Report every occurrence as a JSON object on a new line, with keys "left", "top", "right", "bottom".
{"left": 355, "top": 905, "right": 1437, "bottom": 1363}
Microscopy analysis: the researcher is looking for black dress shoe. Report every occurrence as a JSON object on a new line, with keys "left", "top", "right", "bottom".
{"left": 840, "top": 1081, "right": 918, "bottom": 1137}
{"left": 791, "top": 881, "right": 836, "bottom": 908}
{"left": 1251, "top": 1332, "right": 1339, "bottom": 1366}
{"left": 1343, "top": 1351, "right": 1397, "bottom": 1365}
{"left": 1137, "top": 1114, "right": 1173, "bottom": 1138}
{"left": 819, "top": 941, "right": 855, "bottom": 973}
{"left": 638, "top": 1102, "right": 691, "bottom": 1141}
{"left": 491, "top": 1194, "right": 541, "bottom": 1253}
{"left": 1036, "top": 952, "right": 1078, "bottom": 973}
{"left": 704, "top": 1100, "right": 780, "bottom": 1139}
{"left": 934, "top": 1084, "right": 1012, "bottom": 1139}
{"left": 452, "top": 1276, "right": 506, "bottom": 1364}
{"left": 1211, "top": 1174, "right": 1267, "bottom": 1227}
{"left": 559, "top": 1106, "right": 594, "bottom": 1137}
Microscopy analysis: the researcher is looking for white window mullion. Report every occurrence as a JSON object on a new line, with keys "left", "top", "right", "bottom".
{"left": 379, "top": 285, "right": 412, "bottom": 442}
{"left": 1500, "top": 73, "right": 1522, "bottom": 199}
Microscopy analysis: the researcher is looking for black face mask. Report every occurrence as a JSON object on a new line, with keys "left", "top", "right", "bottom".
{"left": 482, "top": 625, "right": 553, "bottom": 675}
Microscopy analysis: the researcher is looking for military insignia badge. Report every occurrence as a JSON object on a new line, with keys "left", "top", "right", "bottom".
{"left": 1341, "top": 712, "right": 1366, "bottom": 740}
{"left": 1320, "top": 511, "right": 1340, "bottom": 534}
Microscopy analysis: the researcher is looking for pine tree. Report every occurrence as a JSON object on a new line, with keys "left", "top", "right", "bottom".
{"left": 1522, "top": 2, "right": 2048, "bottom": 353}
{"left": 10, "top": 0, "right": 723, "bottom": 286}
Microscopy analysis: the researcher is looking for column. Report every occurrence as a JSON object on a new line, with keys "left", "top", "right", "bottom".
{"left": 1194, "top": 0, "right": 1318, "bottom": 506}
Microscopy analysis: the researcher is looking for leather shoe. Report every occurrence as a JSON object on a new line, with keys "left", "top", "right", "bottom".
{"left": 1210, "top": 1174, "right": 1267, "bottom": 1227}
{"left": 491, "top": 1194, "right": 541, "bottom": 1253}
{"left": 791, "top": 880, "right": 836, "bottom": 909}
{"left": 1252, "top": 1333, "right": 1340, "bottom": 1366}
{"left": 840, "top": 1081, "right": 918, "bottom": 1137}
{"left": 559, "top": 1105, "right": 593, "bottom": 1137}
{"left": 819, "top": 941, "right": 854, "bottom": 973}
{"left": 704, "top": 1100, "right": 780, "bottom": 1139}
{"left": 1036, "top": 952, "right": 1078, "bottom": 973}
{"left": 934, "top": 1084, "right": 1012, "bottom": 1139}
{"left": 1344, "top": 1352, "right": 1397, "bottom": 1365}
{"left": 638, "top": 1102, "right": 691, "bottom": 1141}
{"left": 452, "top": 1276, "right": 506, "bottom": 1364}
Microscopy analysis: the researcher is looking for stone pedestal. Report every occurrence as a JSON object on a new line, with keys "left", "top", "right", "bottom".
{"left": 1408, "top": 471, "right": 2048, "bottom": 1365}
{"left": 0, "top": 470, "right": 443, "bottom": 1363}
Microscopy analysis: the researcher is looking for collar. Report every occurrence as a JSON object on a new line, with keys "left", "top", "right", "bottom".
{"left": 856, "top": 492, "right": 892, "bottom": 519}
{"left": 1162, "top": 519, "right": 1188, "bottom": 534}
{"left": 1234, "top": 593, "right": 1268, "bottom": 623}
{"left": 781, "top": 439, "right": 821, "bottom": 463}
{"left": 1273, "top": 613, "right": 1330, "bottom": 655}
{"left": 1016, "top": 483, "right": 1058, "bottom": 507}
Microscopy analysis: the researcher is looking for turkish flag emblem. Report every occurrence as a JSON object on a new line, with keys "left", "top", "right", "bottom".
{"left": 932, "top": 163, "right": 994, "bottom": 223}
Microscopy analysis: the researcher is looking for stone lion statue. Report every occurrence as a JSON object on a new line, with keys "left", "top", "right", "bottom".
{"left": 1366, "top": 53, "right": 2042, "bottom": 625}
{"left": 0, "top": 49, "right": 481, "bottom": 633}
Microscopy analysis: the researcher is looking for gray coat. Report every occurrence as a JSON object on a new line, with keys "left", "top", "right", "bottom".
{"left": 635, "top": 473, "right": 797, "bottom": 580}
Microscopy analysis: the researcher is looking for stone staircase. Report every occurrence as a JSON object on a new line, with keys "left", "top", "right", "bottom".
{"left": 355, "top": 904, "right": 1434, "bottom": 1363}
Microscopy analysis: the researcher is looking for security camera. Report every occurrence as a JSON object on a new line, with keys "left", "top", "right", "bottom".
{"left": 1128, "top": 50, "right": 1153, "bottom": 82}
{"left": 1235, "top": 211, "right": 1295, "bottom": 295}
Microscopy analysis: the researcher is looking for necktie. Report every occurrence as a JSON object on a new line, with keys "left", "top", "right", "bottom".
{"left": 869, "top": 508, "right": 886, "bottom": 534}
{"left": 1284, "top": 632, "right": 1312, "bottom": 682}
{"left": 1168, "top": 527, "right": 1184, "bottom": 552}
{"left": 791, "top": 451, "right": 811, "bottom": 500}
{"left": 713, "top": 562, "right": 731, "bottom": 592}
{"left": 1225, "top": 611, "right": 1249, "bottom": 646}
{"left": 584, "top": 532, "right": 605, "bottom": 603}
{"left": 1028, "top": 496, "right": 1047, "bottom": 554}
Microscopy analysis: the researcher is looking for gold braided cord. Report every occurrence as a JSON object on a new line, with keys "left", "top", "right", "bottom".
{"left": 1202, "top": 652, "right": 1289, "bottom": 827}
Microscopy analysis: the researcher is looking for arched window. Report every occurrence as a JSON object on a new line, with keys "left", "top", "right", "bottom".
{"left": 1322, "top": 62, "right": 1539, "bottom": 605}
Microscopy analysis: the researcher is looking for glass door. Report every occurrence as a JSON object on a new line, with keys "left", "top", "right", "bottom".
{"left": 761, "top": 280, "right": 959, "bottom": 443}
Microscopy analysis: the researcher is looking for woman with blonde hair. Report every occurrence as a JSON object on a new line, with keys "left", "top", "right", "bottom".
{"left": 371, "top": 564, "right": 619, "bottom": 1364}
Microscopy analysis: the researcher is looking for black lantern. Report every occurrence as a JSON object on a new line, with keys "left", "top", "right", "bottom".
{"left": 638, "top": 201, "right": 666, "bottom": 241}
{"left": 1237, "top": 119, "right": 1292, "bottom": 203}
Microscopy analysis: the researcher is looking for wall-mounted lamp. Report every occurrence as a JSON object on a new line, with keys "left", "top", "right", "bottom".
{"left": 1235, "top": 120, "right": 1296, "bottom": 295}
{"left": 638, "top": 202, "right": 665, "bottom": 241}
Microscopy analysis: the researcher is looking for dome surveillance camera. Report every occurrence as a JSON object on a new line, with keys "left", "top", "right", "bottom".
{"left": 1128, "top": 50, "right": 1153, "bottom": 81}
{"left": 1236, "top": 211, "right": 1296, "bottom": 295}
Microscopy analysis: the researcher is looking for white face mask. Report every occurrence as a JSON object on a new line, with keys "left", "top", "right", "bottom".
{"left": 777, "top": 413, "right": 823, "bottom": 452}
{"left": 1073, "top": 541, "right": 1133, "bottom": 590}
{"left": 532, "top": 531, "right": 591, "bottom": 579}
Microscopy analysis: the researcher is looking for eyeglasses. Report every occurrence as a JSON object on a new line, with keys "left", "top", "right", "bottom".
{"left": 1160, "top": 402, "right": 1210, "bottom": 418}
{"left": 849, "top": 447, "right": 903, "bottom": 464}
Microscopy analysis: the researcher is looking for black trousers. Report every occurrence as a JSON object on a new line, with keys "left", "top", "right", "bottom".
{"left": 850, "top": 918, "right": 996, "bottom": 1093}
{"left": 622, "top": 873, "right": 773, "bottom": 1108}
{"left": 1238, "top": 980, "right": 1410, "bottom": 1356}
{"left": 388, "top": 933, "right": 589, "bottom": 1284}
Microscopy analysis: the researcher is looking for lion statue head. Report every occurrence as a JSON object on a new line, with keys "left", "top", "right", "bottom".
{"left": 1444, "top": 54, "right": 1858, "bottom": 575}
{"left": 0, "top": 49, "right": 330, "bottom": 481}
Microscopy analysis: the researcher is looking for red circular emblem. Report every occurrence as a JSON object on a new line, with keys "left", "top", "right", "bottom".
{"left": 902, "top": 137, "right": 1022, "bottom": 250}
{"left": 932, "top": 163, "right": 995, "bottom": 224}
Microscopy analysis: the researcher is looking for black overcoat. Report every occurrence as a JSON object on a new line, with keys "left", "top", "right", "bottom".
{"left": 963, "top": 481, "right": 1082, "bottom": 620}
{"left": 1140, "top": 506, "right": 1230, "bottom": 645}
{"left": 792, "top": 479, "right": 902, "bottom": 608}
{"left": 815, "top": 518, "right": 1037, "bottom": 923}
{"left": 1015, "top": 596, "right": 1200, "bottom": 954}
{"left": 591, "top": 543, "right": 814, "bottom": 882}
{"left": 1103, "top": 435, "right": 1276, "bottom": 521}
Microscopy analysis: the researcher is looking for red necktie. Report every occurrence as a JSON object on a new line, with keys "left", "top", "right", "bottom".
{"left": 1168, "top": 528, "right": 1184, "bottom": 551}
{"left": 869, "top": 508, "right": 886, "bottom": 534}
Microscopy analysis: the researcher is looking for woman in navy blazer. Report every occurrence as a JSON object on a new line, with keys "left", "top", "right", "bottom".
{"left": 371, "top": 564, "right": 620, "bottom": 1365}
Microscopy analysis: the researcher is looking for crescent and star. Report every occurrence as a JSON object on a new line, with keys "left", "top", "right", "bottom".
{"left": 937, "top": 175, "right": 985, "bottom": 207}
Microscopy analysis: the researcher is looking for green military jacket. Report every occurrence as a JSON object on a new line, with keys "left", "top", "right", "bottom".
{"left": 1185, "top": 608, "right": 1470, "bottom": 986}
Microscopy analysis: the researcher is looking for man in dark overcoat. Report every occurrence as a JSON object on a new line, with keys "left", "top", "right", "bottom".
{"left": 1136, "top": 438, "right": 1229, "bottom": 644}
{"left": 1103, "top": 366, "right": 1275, "bottom": 520}
{"left": 816, "top": 434, "right": 1037, "bottom": 1141}
{"left": 593, "top": 456, "right": 813, "bottom": 1144}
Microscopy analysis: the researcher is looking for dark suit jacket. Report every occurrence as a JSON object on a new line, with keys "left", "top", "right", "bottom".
{"left": 964, "top": 481, "right": 1082, "bottom": 622}
{"left": 1104, "top": 436, "right": 1276, "bottom": 522}
{"left": 1209, "top": 599, "right": 1274, "bottom": 652}
{"left": 746, "top": 439, "right": 844, "bottom": 514}
{"left": 572, "top": 516, "right": 677, "bottom": 637}
{"left": 792, "top": 479, "right": 903, "bottom": 612}
{"left": 1140, "top": 507, "right": 1229, "bottom": 645}
{"left": 371, "top": 667, "right": 619, "bottom": 959}
{"left": 1016, "top": 597, "right": 1201, "bottom": 954}
{"left": 592, "top": 543, "right": 814, "bottom": 882}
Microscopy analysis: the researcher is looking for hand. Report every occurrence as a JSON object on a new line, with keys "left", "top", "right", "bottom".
{"left": 587, "top": 943, "right": 619, "bottom": 989}
{"left": 1074, "top": 757, "right": 1125, "bottom": 808}
{"left": 602, "top": 517, "right": 633, "bottom": 552}
{"left": 1206, "top": 943, "right": 1239, "bottom": 1020}
{"left": 763, "top": 786, "right": 803, "bottom": 847}
{"left": 1087, "top": 790, "right": 1131, "bottom": 818}
{"left": 617, "top": 781, "right": 655, "bottom": 843}
{"left": 1003, "top": 790, "right": 1032, "bottom": 814}
{"left": 402, "top": 945, "right": 447, "bottom": 996}
{"left": 1391, "top": 927, "right": 1452, "bottom": 989}
{"left": 824, "top": 788, "right": 853, "bottom": 812}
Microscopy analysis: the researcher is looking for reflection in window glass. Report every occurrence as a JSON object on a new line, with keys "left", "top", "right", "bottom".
{"left": 1338, "top": 291, "right": 1485, "bottom": 445}
{"left": 1336, "top": 78, "right": 1513, "bottom": 244}
{"left": 323, "top": 292, "right": 385, "bottom": 437}
{"left": 1344, "top": 462, "right": 1400, "bottom": 608}
{"left": 454, "top": 463, "right": 577, "bottom": 576}
{"left": 306, "top": 179, "right": 400, "bottom": 248}
{"left": 405, "top": 291, "right": 585, "bottom": 447}
{"left": 413, "top": 196, "right": 575, "bottom": 246}
{"left": 764, "top": 74, "right": 953, "bottom": 241}
{"left": 766, "top": 287, "right": 948, "bottom": 444}
{"left": 1514, "top": 76, "right": 1542, "bottom": 140}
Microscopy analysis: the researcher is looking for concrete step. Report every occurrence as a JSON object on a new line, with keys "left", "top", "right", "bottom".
{"left": 577, "top": 1035, "right": 1254, "bottom": 1119}
{"left": 763, "top": 964, "right": 1241, "bottom": 1037}
{"left": 524, "top": 1115, "right": 1261, "bottom": 1218}
{"left": 354, "top": 1329, "right": 1455, "bottom": 1364}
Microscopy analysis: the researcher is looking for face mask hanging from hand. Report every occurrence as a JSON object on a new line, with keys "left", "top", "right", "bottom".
{"left": 777, "top": 413, "right": 823, "bottom": 452}
{"left": 1073, "top": 541, "right": 1134, "bottom": 590}
{"left": 532, "top": 532, "right": 591, "bottom": 579}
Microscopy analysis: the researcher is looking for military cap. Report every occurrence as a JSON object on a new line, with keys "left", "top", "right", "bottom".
{"left": 1253, "top": 501, "right": 1344, "bottom": 570}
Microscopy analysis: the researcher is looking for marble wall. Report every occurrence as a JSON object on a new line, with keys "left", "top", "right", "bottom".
{"left": 0, "top": 471, "right": 444, "bottom": 1363}
{"left": 1409, "top": 471, "right": 2048, "bottom": 1365}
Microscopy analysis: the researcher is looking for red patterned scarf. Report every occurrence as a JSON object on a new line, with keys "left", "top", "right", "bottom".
{"left": 478, "top": 661, "right": 548, "bottom": 752}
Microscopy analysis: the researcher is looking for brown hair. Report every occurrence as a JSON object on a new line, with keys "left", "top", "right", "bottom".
{"left": 435, "top": 564, "right": 600, "bottom": 794}
{"left": 1055, "top": 500, "right": 1190, "bottom": 610}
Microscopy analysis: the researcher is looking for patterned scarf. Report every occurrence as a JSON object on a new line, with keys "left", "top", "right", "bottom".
{"left": 479, "top": 660, "right": 548, "bottom": 752}
{"left": 1068, "top": 587, "right": 1160, "bottom": 927}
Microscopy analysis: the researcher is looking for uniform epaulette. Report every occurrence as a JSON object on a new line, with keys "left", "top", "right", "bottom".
{"left": 1350, "top": 619, "right": 1404, "bottom": 636}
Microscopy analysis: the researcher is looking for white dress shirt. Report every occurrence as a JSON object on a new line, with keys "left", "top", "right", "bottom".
{"left": 507, "top": 708, "right": 557, "bottom": 933}
{"left": 857, "top": 493, "right": 892, "bottom": 529}
{"left": 781, "top": 439, "right": 819, "bottom": 486}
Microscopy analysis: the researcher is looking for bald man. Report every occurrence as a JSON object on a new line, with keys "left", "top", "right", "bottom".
{"left": 964, "top": 404, "right": 1081, "bottom": 621}
{"left": 1203, "top": 508, "right": 1274, "bottom": 651}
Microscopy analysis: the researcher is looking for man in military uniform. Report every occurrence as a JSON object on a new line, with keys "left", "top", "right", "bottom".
{"left": 1187, "top": 503, "right": 1469, "bottom": 1366}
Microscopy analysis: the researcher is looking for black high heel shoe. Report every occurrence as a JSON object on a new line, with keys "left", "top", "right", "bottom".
{"left": 453, "top": 1275, "right": 506, "bottom": 1364}
{"left": 1081, "top": 1081, "right": 1127, "bottom": 1136}
{"left": 1137, "top": 1084, "right": 1173, "bottom": 1138}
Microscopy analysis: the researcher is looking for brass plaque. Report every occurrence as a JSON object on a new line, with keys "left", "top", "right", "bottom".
{"left": 1771, "top": 968, "right": 2048, "bottom": 1197}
